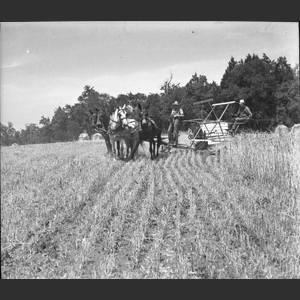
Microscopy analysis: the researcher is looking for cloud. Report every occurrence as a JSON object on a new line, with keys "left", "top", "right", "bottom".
{"left": 2, "top": 61, "right": 22, "bottom": 68}
{"left": 1, "top": 53, "right": 41, "bottom": 69}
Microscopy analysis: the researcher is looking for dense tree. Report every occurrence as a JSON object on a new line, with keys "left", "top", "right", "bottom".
{"left": 274, "top": 63, "right": 300, "bottom": 126}
{"left": 39, "top": 116, "right": 54, "bottom": 143}
{"left": 160, "top": 72, "right": 180, "bottom": 96}
{"left": 64, "top": 103, "right": 91, "bottom": 138}
{"left": 78, "top": 86, "right": 111, "bottom": 110}
{"left": 114, "top": 92, "right": 147, "bottom": 109}
{"left": 0, "top": 122, "right": 18, "bottom": 146}
{"left": 183, "top": 74, "right": 224, "bottom": 127}
{"left": 51, "top": 107, "right": 70, "bottom": 142}
{"left": 20, "top": 124, "right": 40, "bottom": 144}
{"left": 274, "top": 56, "right": 294, "bottom": 84}
{"left": 2, "top": 54, "right": 297, "bottom": 146}
{"left": 219, "top": 54, "right": 294, "bottom": 126}
{"left": 220, "top": 56, "right": 238, "bottom": 89}
{"left": 158, "top": 74, "right": 184, "bottom": 129}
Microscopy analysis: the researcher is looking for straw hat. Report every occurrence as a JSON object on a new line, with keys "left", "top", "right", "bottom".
{"left": 172, "top": 101, "right": 180, "bottom": 106}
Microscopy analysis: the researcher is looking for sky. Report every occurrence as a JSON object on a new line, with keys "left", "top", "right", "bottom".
{"left": 1, "top": 21, "right": 299, "bottom": 130}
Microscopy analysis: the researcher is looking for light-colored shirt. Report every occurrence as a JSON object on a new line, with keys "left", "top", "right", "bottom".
{"left": 236, "top": 106, "right": 252, "bottom": 118}
{"left": 171, "top": 108, "right": 184, "bottom": 118}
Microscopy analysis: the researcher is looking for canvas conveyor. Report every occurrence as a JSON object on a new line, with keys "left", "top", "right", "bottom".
{"left": 183, "top": 98, "right": 271, "bottom": 151}
{"left": 183, "top": 99, "right": 236, "bottom": 149}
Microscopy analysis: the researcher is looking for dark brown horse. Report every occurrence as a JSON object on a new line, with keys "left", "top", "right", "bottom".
{"left": 130, "top": 103, "right": 162, "bottom": 160}
{"left": 89, "top": 108, "right": 120, "bottom": 155}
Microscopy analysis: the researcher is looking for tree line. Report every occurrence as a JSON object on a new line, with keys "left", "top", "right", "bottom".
{"left": 1, "top": 53, "right": 299, "bottom": 146}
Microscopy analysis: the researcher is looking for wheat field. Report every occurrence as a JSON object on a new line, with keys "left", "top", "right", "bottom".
{"left": 1, "top": 132, "right": 299, "bottom": 278}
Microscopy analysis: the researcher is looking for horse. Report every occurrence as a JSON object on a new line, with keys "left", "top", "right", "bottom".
{"left": 108, "top": 106, "right": 140, "bottom": 160}
{"left": 89, "top": 107, "right": 118, "bottom": 155}
{"left": 117, "top": 104, "right": 143, "bottom": 156}
{"left": 130, "top": 103, "right": 162, "bottom": 160}
{"left": 121, "top": 104, "right": 141, "bottom": 122}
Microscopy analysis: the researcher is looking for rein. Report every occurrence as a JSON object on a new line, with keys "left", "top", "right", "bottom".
{"left": 94, "top": 127, "right": 108, "bottom": 134}
{"left": 110, "top": 118, "right": 119, "bottom": 124}
{"left": 109, "top": 112, "right": 138, "bottom": 137}
{"left": 108, "top": 126, "right": 138, "bottom": 139}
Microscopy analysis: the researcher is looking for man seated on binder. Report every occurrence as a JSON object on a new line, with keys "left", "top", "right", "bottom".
{"left": 229, "top": 99, "right": 252, "bottom": 133}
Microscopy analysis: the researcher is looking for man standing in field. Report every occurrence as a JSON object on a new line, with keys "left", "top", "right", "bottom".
{"left": 168, "top": 101, "right": 184, "bottom": 146}
{"left": 229, "top": 99, "right": 252, "bottom": 133}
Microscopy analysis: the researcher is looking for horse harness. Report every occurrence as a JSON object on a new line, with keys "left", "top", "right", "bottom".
{"left": 108, "top": 108, "right": 138, "bottom": 138}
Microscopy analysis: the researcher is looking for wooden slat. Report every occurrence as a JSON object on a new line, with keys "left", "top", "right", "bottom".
{"left": 225, "top": 119, "right": 271, "bottom": 124}
{"left": 183, "top": 119, "right": 205, "bottom": 123}
{"left": 201, "top": 120, "right": 227, "bottom": 123}
{"left": 192, "top": 98, "right": 214, "bottom": 106}
{"left": 250, "top": 119, "right": 272, "bottom": 122}
{"left": 184, "top": 119, "right": 228, "bottom": 123}
{"left": 211, "top": 101, "right": 236, "bottom": 107}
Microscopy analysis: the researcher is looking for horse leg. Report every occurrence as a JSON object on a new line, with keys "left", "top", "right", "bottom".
{"left": 131, "top": 140, "right": 140, "bottom": 159}
{"left": 110, "top": 138, "right": 117, "bottom": 159}
{"left": 128, "top": 138, "right": 135, "bottom": 159}
{"left": 127, "top": 144, "right": 131, "bottom": 161}
{"left": 102, "top": 132, "right": 112, "bottom": 153}
{"left": 106, "top": 139, "right": 112, "bottom": 154}
{"left": 123, "top": 140, "right": 128, "bottom": 160}
{"left": 117, "top": 140, "right": 121, "bottom": 157}
{"left": 119, "top": 139, "right": 125, "bottom": 159}
{"left": 156, "top": 133, "right": 161, "bottom": 157}
{"left": 149, "top": 140, "right": 154, "bottom": 160}
{"left": 124, "top": 139, "right": 131, "bottom": 161}
{"left": 133, "top": 139, "right": 138, "bottom": 155}
{"left": 129, "top": 139, "right": 134, "bottom": 158}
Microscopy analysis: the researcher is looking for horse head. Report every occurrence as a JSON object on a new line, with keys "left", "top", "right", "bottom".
{"left": 109, "top": 106, "right": 128, "bottom": 130}
{"left": 90, "top": 108, "right": 109, "bottom": 131}
{"left": 124, "top": 104, "right": 134, "bottom": 118}
{"left": 117, "top": 105, "right": 130, "bottom": 127}
{"left": 140, "top": 110, "right": 153, "bottom": 132}
{"left": 140, "top": 117, "right": 153, "bottom": 132}
{"left": 136, "top": 103, "right": 151, "bottom": 131}
{"left": 137, "top": 103, "right": 149, "bottom": 118}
